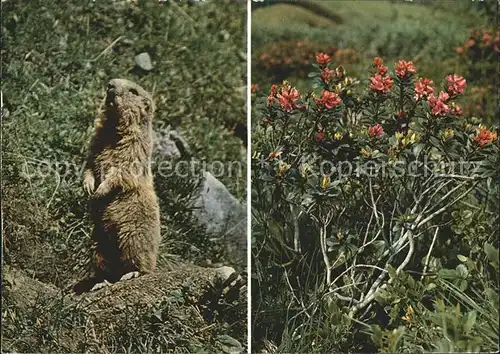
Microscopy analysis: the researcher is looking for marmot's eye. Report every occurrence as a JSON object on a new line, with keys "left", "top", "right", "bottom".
{"left": 129, "top": 88, "right": 139, "bottom": 96}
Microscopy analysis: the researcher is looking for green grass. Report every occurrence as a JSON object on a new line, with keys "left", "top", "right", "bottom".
{"left": 252, "top": 0, "right": 486, "bottom": 87}
{"left": 252, "top": 3, "right": 338, "bottom": 30}
{"left": 2, "top": 0, "right": 246, "bottom": 351}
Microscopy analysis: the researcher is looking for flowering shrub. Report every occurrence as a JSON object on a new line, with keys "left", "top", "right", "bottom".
{"left": 254, "top": 40, "right": 357, "bottom": 82}
{"left": 252, "top": 55, "right": 498, "bottom": 351}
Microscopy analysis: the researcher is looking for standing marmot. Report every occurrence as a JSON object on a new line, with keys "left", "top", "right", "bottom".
{"left": 74, "top": 78, "right": 161, "bottom": 294}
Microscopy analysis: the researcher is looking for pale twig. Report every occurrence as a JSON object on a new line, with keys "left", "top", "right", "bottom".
{"left": 422, "top": 227, "right": 439, "bottom": 280}
{"left": 418, "top": 182, "right": 478, "bottom": 227}
{"left": 319, "top": 224, "right": 330, "bottom": 285}
{"left": 89, "top": 36, "right": 123, "bottom": 62}
{"left": 435, "top": 173, "right": 478, "bottom": 180}
{"left": 396, "top": 229, "right": 414, "bottom": 273}
{"left": 282, "top": 266, "right": 310, "bottom": 319}
{"left": 290, "top": 204, "right": 302, "bottom": 253}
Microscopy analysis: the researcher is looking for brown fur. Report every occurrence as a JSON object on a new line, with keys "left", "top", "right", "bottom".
{"left": 74, "top": 79, "right": 160, "bottom": 294}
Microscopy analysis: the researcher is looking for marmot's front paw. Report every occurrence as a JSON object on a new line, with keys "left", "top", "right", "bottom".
{"left": 94, "top": 181, "right": 111, "bottom": 197}
{"left": 83, "top": 172, "right": 95, "bottom": 195}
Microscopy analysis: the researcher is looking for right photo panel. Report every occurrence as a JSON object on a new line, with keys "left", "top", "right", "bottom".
{"left": 251, "top": 1, "right": 499, "bottom": 353}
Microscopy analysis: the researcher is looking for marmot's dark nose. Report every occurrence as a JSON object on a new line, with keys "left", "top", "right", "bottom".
{"left": 106, "top": 84, "right": 116, "bottom": 105}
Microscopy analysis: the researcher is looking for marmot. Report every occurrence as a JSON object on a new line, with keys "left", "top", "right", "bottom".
{"left": 74, "top": 78, "right": 161, "bottom": 294}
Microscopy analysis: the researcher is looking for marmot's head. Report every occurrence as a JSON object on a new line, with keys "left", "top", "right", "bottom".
{"left": 105, "top": 78, "right": 154, "bottom": 127}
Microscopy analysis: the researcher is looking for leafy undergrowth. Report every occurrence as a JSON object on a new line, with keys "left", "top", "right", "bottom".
{"left": 1, "top": 0, "right": 246, "bottom": 351}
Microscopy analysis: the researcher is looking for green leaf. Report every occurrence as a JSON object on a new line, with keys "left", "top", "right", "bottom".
{"left": 438, "top": 268, "right": 457, "bottom": 280}
{"left": 426, "top": 282, "right": 436, "bottom": 291}
{"left": 463, "top": 310, "right": 477, "bottom": 334}
{"left": 484, "top": 243, "right": 499, "bottom": 265}
{"left": 412, "top": 143, "right": 424, "bottom": 157}
{"left": 456, "top": 264, "right": 468, "bottom": 278}
{"left": 457, "top": 254, "right": 468, "bottom": 262}
{"left": 485, "top": 288, "right": 499, "bottom": 309}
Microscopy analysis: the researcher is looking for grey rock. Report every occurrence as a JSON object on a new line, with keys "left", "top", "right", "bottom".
{"left": 216, "top": 334, "right": 244, "bottom": 354}
{"left": 193, "top": 172, "right": 247, "bottom": 267}
{"left": 134, "top": 52, "right": 153, "bottom": 71}
{"left": 214, "top": 266, "right": 236, "bottom": 282}
{"left": 154, "top": 130, "right": 191, "bottom": 160}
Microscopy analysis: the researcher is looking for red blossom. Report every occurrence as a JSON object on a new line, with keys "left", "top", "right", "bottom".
{"left": 262, "top": 117, "right": 271, "bottom": 125}
{"left": 369, "top": 124, "right": 384, "bottom": 137}
{"left": 277, "top": 87, "right": 300, "bottom": 112}
{"left": 474, "top": 127, "right": 497, "bottom": 147}
{"left": 456, "top": 46, "right": 464, "bottom": 54}
{"left": 314, "top": 90, "right": 342, "bottom": 110}
{"left": 320, "top": 67, "right": 336, "bottom": 83}
{"left": 373, "top": 57, "right": 388, "bottom": 76}
{"left": 438, "top": 91, "right": 449, "bottom": 102}
{"left": 428, "top": 92, "right": 450, "bottom": 116}
{"left": 395, "top": 60, "right": 417, "bottom": 78}
{"left": 267, "top": 84, "right": 278, "bottom": 105}
{"left": 316, "top": 52, "right": 331, "bottom": 65}
{"left": 251, "top": 84, "right": 260, "bottom": 93}
{"left": 446, "top": 74, "right": 467, "bottom": 95}
{"left": 370, "top": 74, "right": 393, "bottom": 93}
{"left": 414, "top": 77, "right": 435, "bottom": 100}
{"left": 315, "top": 131, "right": 325, "bottom": 142}
{"left": 377, "top": 64, "right": 388, "bottom": 76}
{"left": 373, "top": 57, "right": 384, "bottom": 67}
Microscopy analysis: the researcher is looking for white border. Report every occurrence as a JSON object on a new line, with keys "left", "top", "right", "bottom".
{"left": 246, "top": 0, "right": 252, "bottom": 352}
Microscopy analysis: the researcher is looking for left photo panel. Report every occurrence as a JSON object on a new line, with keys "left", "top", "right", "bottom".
{"left": 1, "top": 1, "right": 248, "bottom": 352}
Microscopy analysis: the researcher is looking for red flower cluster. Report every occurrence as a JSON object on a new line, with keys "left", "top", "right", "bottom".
{"left": 267, "top": 84, "right": 278, "bottom": 105}
{"left": 321, "top": 67, "right": 336, "bottom": 83}
{"left": 267, "top": 84, "right": 301, "bottom": 112}
{"left": 251, "top": 84, "right": 260, "bottom": 93}
{"left": 461, "top": 29, "right": 500, "bottom": 52}
{"left": 446, "top": 74, "right": 467, "bottom": 95}
{"left": 473, "top": 127, "right": 497, "bottom": 147}
{"left": 373, "top": 56, "right": 388, "bottom": 76}
{"left": 369, "top": 124, "right": 384, "bottom": 137}
{"left": 428, "top": 91, "right": 450, "bottom": 116}
{"left": 315, "top": 90, "right": 342, "bottom": 110}
{"left": 316, "top": 52, "right": 331, "bottom": 65}
{"left": 277, "top": 87, "right": 301, "bottom": 112}
{"left": 370, "top": 74, "right": 393, "bottom": 93}
{"left": 395, "top": 60, "right": 416, "bottom": 78}
{"left": 414, "top": 78, "right": 434, "bottom": 100}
